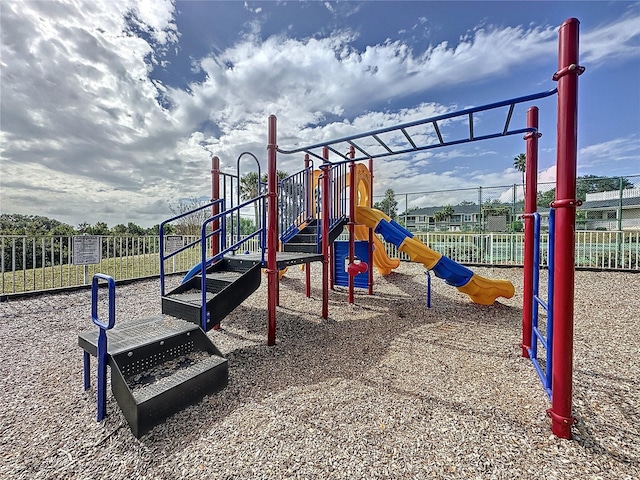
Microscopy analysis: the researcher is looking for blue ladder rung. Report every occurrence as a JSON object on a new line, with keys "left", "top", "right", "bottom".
{"left": 532, "top": 327, "right": 548, "bottom": 350}
{"left": 533, "top": 295, "right": 548, "bottom": 312}
{"left": 530, "top": 358, "right": 552, "bottom": 400}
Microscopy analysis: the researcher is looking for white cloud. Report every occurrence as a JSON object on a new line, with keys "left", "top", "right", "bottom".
{"left": 1, "top": 3, "right": 638, "bottom": 227}
{"left": 581, "top": 16, "right": 640, "bottom": 65}
{"left": 578, "top": 135, "right": 640, "bottom": 168}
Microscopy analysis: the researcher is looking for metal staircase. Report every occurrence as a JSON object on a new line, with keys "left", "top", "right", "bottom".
{"left": 78, "top": 277, "right": 230, "bottom": 438}
{"left": 281, "top": 218, "right": 347, "bottom": 254}
{"left": 162, "top": 256, "right": 261, "bottom": 331}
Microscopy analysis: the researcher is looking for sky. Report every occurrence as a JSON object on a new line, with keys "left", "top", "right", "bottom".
{"left": 1, "top": 0, "right": 639, "bottom": 228}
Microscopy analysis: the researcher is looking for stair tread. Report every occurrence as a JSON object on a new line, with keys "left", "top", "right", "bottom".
{"left": 78, "top": 315, "right": 198, "bottom": 355}
{"left": 130, "top": 354, "right": 227, "bottom": 404}
{"left": 202, "top": 271, "right": 244, "bottom": 281}
{"left": 168, "top": 289, "right": 215, "bottom": 305}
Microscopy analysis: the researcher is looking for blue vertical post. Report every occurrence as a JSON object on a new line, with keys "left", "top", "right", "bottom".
{"left": 83, "top": 352, "right": 91, "bottom": 391}
{"left": 425, "top": 269, "right": 432, "bottom": 308}
{"left": 91, "top": 274, "right": 116, "bottom": 422}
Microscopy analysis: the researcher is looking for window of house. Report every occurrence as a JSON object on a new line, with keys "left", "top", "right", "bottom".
{"left": 464, "top": 214, "right": 473, "bottom": 222}
{"left": 606, "top": 210, "right": 617, "bottom": 219}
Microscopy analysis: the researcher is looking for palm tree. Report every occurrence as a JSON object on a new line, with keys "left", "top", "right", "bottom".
{"left": 240, "top": 170, "right": 289, "bottom": 228}
{"left": 441, "top": 205, "right": 455, "bottom": 219}
{"left": 513, "top": 153, "right": 526, "bottom": 194}
{"left": 240, "top": 172, "right": 261, "bottom": 227}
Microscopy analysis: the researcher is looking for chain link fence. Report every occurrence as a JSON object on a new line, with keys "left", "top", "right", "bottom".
{"left": 372, "top": 175, "right": 640, "bottom": 234}
{"left": 3, "top": 176, "right": 638, "bottom": 295}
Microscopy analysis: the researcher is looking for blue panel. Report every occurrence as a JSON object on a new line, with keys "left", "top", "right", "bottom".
{"left": 333, "top": 241, "right": 370, "bottom": 288}
{"left": 431, "top": 256, "right": 474, "bottom": 287}
{"left": 389, "top": 220, "right": 414, "bottom": 239}
{"left": 374, "top": 220, "right": 407, "bottom": 247}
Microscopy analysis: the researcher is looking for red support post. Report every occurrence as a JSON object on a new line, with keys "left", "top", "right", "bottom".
{"left": 368, "top": 157, "right": 374, "bottom": 295}
{"left": 267, "top": 115, "right": 278, "bottom": 346}
{"left": 321, "top": 148, "right": 331, "bottom": 319}
{"left": 348, "top": 146, "right": 356, "bottom": 304}
{"left": 522, "top": 107, "right": 540, "bottom": 358}
{"left": 549, "top": 17, "right": 583, "bottom": 439}
{"left": 211, "top": 156, "right": 220, "bottom": 258}
{"left": 304, "top": 154, "right": 311, "bottom": 298}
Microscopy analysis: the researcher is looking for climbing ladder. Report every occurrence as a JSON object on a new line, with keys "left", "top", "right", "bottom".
{"left": 527, "top": 210, "right": 556, "bottom": 398}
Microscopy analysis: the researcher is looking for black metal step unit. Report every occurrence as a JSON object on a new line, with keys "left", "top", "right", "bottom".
{"left": 78, "top": 314, "right": 228, "bottom": 438}
{"left": 162, "top": 256, "right": 262, "bottom": 330}
{"left": 281, "top": 218, "right": 348, "bottom": 254}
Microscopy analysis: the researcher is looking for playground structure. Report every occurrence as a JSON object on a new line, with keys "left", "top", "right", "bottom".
{"left": 79, "top": 19, "right": 582, "bottom": 440}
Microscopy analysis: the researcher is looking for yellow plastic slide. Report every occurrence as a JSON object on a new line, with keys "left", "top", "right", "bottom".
{"left": 355, "top": 206, "right": 515, "bottom": 305}
{"left": 353, "top": 225, "right": 400, "bottom": 275}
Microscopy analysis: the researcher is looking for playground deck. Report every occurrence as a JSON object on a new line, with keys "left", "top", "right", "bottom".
{"left": 1, "top": 264, "right": 638, "bottom": 479}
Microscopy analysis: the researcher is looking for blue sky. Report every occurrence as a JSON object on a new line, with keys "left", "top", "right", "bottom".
{"left": 1, "top": 1, "right": 639, "bottom": 227}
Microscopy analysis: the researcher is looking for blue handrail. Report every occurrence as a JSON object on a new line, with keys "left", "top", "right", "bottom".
{"left": 198, "top": 196, "right": 266, "bottom": 330}
{"left": 159, "top": 199, "right": 224, "bottom": 296}
{"left": 87, "top": 273, "right": 116, "bottom": 422}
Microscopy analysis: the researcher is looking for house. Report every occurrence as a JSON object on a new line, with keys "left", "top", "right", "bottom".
{"left": 402, "top": 205, "right": 490, "bottom": 232}
{"left": 579, "top": 187, "right": 640, "bottom": 230}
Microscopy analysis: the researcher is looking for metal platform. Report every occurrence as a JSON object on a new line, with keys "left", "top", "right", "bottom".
{"left": 78, "top": 314, "right": 198, "bottom": 357}
{"left": 237, "top": 251, "right": 323, "bottom": 268}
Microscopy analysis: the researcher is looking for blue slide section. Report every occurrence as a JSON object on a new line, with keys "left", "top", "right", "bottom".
{"left": 431, "top": 256, "right": 474, "bottom": 287}
{"left": 374, "top": 219, "right": 408, "bottom": 247}
{"left": 182, "top": 258, "right": 214, "bottom": 284}
{"left": 389, "top": 220, "right": 414, "bottom": 239}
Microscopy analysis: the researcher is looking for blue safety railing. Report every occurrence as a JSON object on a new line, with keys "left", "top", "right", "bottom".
{"left": 330, "top": 162, "right": 349, "bottom": 230}
{"left": 529, "top": 210, "right": 555, "bottom": 398}
{"left": 280, "top": 166, "right": 314, "bottom": 242}
{"left": 159, "top": 199, "right": 225, "bottom": 297}
{"left": 235, "top": 152, "right": 265, "bottom": 248}
{"left": 83, "top": 273, "right": 116, "bottom": 422}
{"left": 198, "top": 196, "right": 266, "bottom": 330}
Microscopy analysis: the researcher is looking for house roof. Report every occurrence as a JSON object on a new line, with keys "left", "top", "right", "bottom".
{"left": 403, "top": 205, "right": 482, "bottom": 216}
{"left": 580, "top": 197, "right": 640, "bottom": 210}
{"left": 402, "top": 204, "right": 550, "bottom": 217}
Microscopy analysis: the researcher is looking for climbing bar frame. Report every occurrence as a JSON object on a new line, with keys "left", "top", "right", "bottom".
{"left": 277, "top": 89, "right": 557, "bottom": 164}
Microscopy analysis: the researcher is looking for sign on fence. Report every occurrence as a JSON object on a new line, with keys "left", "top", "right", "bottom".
{"left": 164, "top": 235, "right": 184, "bottom": 254}
{"left": 73, "top": 236, "right": 102, "bottom": 265}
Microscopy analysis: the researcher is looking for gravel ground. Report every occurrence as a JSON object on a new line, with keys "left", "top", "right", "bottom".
{"left": 0, "top": 263, "right": 638, "bottom": 479}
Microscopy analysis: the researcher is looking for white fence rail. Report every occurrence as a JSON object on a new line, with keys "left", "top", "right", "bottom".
{"left": 1, "top": 231, "right": 638, "bottom": 295}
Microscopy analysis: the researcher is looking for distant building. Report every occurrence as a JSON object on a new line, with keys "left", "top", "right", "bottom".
{"left": 402, "top": 205, "right": 480, "bottom": 232}
{"left": 579, "top": 188, "right": 640, "bottom": 230}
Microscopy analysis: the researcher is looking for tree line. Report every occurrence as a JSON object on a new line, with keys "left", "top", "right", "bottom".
{"left": 0, "top": 214, "right": 166, "bottom": 237}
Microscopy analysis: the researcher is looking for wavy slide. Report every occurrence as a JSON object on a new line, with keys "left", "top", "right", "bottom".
{"left": 354, "top": 225, "right": 400, "bottom": 276}
{"left": 355, "top": 206, "right": 515, "bottom": 305}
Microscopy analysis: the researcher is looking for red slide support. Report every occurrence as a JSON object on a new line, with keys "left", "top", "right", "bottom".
{"left": 522, "top": 107, "right": 540, "bottom": 358}
{"left": 348, "top": 146, "right": 356, "bottom": 304}
{"left": 321, "top": 148, "right": 330, "bottom": 319}
{"left": 267, "top": 116, "right": 278, "bottom": 346}
{"left": 548, "top": 17, "right": 584, "bottom": 439}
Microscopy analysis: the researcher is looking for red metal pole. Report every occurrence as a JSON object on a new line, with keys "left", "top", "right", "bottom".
{"left": 211, "top": 156, "right": 220, "bottom": 258}
{"left": 549, "top": 17, "right": 583, "bottom": 439}
{"left": 267, "top": 115, "right": 278, "bottom": 346}
{"left": 348, "top": 147, "right": 356, "bottom": 304}
{"left": 368, "top": 157, "right": 374, "bottom": 295}
{"left": 321, "top": 148, "right": 330, "bottom": 319}
{"left": 522, "top": 107, "right": 540, "bottom": 358}
{"left": 304, "top": 154, "right": 311, "bottom": 298}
